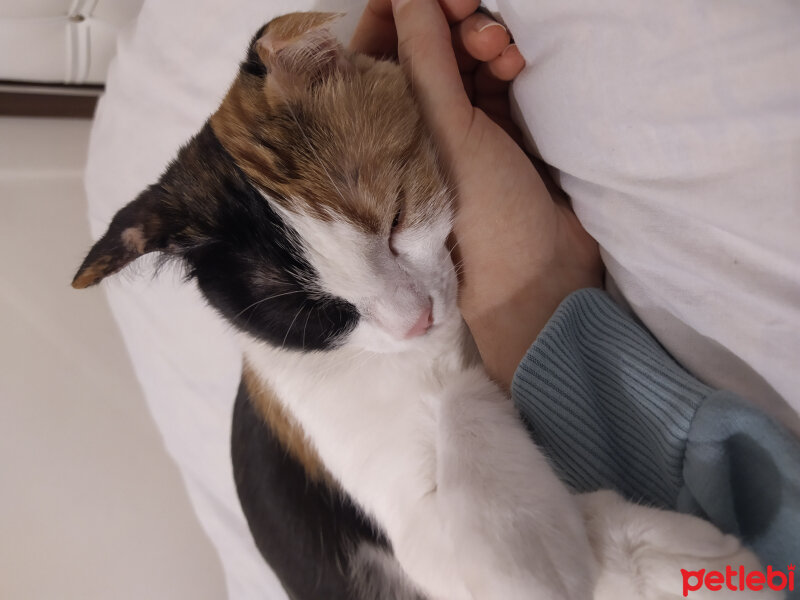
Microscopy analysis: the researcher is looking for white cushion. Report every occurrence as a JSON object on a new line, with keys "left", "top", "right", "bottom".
{"left": 0, "top": 0, "right": 145, "bottom": 84}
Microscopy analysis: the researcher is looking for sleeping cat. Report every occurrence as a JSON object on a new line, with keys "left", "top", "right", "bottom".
{"left": 73, "top": 12, "right": 771, "bottom": 600}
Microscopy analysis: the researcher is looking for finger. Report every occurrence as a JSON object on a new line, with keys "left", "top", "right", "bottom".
{"left": 485, "top": 44, "right": 525, "bottom": 81}
{"left": 392, "top": 0, "right": 474, "bottom": 141}
{"left": 472, "top": 46, "right": 525, "bottom": 95}
{"left": 454, "top": 13, "right": 510, "bottom": 63}
{"left": 351, "top": 0, "right": 480, "bottom": 55}
{"left": 452, "top": 22, "right": 480, "bottom": 73}
{"left": 438, "top": 0, "right": 481, "bottom": 22}
{"left": 350, "top": 0, "right": 396, "bottom": 56}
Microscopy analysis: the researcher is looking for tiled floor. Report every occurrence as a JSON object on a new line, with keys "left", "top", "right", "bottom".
{"left": 0, "top": 117, "right": 226, "bottom": 599}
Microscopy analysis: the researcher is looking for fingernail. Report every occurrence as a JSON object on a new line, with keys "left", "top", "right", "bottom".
{"left": 478, "top": 21, "right": 507, "bottom": 34}
{"left": 501, "top": 43, "right": 518, "bottom": 57}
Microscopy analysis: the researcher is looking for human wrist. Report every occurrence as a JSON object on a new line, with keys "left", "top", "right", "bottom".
{"left": 459, "top": 205, "right": 603, "bottom": 390}
{"left": 463, "top": 272, "right": 572, "bottom": 390}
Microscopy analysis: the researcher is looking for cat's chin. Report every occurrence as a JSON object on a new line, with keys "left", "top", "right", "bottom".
{"left": 346, "top": 328, "right": 428, "bottom": 355}
{"left": 347, "top": 312, "right": 464, "bottom": 356}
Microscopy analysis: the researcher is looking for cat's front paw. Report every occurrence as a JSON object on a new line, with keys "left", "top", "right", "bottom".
{"left": 435, "top": 367, "right": 597, "bottom": 599}
{"left": 580, "top": 490, "right": 782, "bottom": 600}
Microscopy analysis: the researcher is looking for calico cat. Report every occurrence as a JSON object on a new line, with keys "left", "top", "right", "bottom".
{"left": 73, "top": 12, "right": 768, "bottom": 600}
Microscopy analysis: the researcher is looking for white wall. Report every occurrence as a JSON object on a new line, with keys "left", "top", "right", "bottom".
{"left": 0, "top": 117, "right": 227, "bottom": 600}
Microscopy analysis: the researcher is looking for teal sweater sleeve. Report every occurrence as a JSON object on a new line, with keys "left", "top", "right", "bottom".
{"left": 511, "top": 288, "right": 800, "bottom": 580}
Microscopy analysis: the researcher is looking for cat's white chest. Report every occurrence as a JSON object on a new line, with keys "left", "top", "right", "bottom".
{"left": 244, "top": 336, "right": 447, "bottom": 511}
{"left": 243, "top": 328, "right": 473, "bottom": 598}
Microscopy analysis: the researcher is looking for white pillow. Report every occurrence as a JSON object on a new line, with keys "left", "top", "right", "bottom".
{"left": 495, "top": 0, "right": 800, "bottom": 431}
{"left": 84, "top": 1, "right": 800, "bottom": 598}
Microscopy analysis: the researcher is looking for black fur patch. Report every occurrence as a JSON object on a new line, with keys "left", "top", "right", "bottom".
{"left": 241, "top": 24, "right": 269, "bottom": 78}
{"left": 231, "top": 379, "right": 390, "bottom": 599}
{"left": 181, "top": 124, "right": 359, "bottom": 350}
{"left": 72, "top": 121, "right": 359, "bottom": 351}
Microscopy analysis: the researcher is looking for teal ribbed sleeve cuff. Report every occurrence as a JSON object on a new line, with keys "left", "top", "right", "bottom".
{"left": 512, "top": 288, "right": 710, "bottom": 508}
{"left": 511, "top": 288, "right": 800, "bottom": 589}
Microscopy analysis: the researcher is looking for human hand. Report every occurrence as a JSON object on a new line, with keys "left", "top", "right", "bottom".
{"left": 351, "top": 0, "right": 603, "bottom": 391}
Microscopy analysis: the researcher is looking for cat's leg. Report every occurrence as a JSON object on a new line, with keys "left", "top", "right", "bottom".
{"left": 231, "top": 380, "right": 420, "bottom": 600}
{"left": 579, "top": 490, "right": 780, "bottom": 600}
{"left": 349, "top": 542, "right": 428, "bottom": 600}
{"left": 435, "top": 366, "right": 597, "bottom": 600}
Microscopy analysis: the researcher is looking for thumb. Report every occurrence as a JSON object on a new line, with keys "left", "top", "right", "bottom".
{"left": 391, "top": 0, "right": 474, "bottom": 149}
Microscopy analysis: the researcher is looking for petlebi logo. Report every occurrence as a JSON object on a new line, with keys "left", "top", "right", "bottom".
{"left": 681, "top": 564, "right": 795, "bottom": 596}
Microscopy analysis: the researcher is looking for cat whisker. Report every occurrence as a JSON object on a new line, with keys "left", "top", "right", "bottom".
{"left": 452, "top": 259, "right": 465, "bottom": 278}
{"left": 281, "top": 302, "right": 308, "bottom": 349}
{"left": 301, "top": 303, "right": 314, "bottom": 350}
{"left": 233, "top": 289, "right": 305, "bottom": 321}
{"left": 309, "top": 345, "right": 367, "bottom": 381}
{"left": 445, "top": 238, "right": 461, "bottom": 261}
{"left": 348, "top": 352, "right": 374, "bottom": 377}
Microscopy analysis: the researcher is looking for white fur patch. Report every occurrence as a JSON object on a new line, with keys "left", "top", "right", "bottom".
{"left": 268, "top": 195, "right": 458, "bottom": 352}
{"left": 121, "top": 225, "right": 146, "bottom": 253}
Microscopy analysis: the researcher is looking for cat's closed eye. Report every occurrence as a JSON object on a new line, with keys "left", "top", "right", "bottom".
{"left": 391, "top": 206, "right": 402, "bottom": 231}
{"left": 389, "top": 206, "right": 403, "bottom": 256}
{"left": 389, "top": 190, "right": 405, "bottom": 256}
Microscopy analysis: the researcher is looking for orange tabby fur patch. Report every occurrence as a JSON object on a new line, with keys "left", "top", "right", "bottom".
{"left": 210, "top": 12, "right": 450, "bottom": 234}
{"left": 242, "top": 360, "right": 330, "bottom": 484}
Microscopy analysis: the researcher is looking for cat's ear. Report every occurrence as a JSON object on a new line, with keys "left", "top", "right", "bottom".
{"left": 71, "top": 188, "right": 179, "bottom": 289}
{"left": 255, "top": 12, "right": 349, "bottom": 98}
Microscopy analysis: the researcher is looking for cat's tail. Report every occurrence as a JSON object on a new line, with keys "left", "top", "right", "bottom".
{"left": 580, "top": 490, "right": 782, "bottom": 600}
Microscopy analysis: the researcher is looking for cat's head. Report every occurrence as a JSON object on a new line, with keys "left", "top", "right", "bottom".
{"left": 72, "top": 12, "right": 458, "bottom": 354}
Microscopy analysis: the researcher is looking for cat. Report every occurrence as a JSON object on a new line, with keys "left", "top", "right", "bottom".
{"left": 73, "top": 12, "right": 772, "bottom": 600}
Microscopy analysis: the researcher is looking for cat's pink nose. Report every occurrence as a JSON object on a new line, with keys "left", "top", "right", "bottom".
{"left": 405, "top": 304, "right": 433, "bottom": 339}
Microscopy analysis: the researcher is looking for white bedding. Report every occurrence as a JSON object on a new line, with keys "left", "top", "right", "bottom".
{"left": 84, "top": 1, "right": 800, "bottom": 597}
